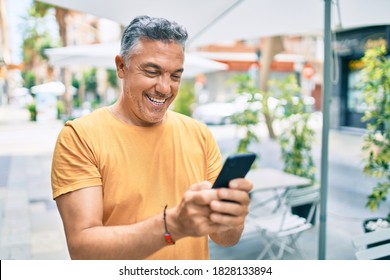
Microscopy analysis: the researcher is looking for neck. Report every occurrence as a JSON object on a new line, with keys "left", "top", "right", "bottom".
{"left": 109, "top": 98, "right": 167, "bottom": 127}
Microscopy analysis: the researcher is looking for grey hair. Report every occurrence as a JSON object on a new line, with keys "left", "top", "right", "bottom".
{"left": 120, "top": 15, "right": 188, "bottom": 64}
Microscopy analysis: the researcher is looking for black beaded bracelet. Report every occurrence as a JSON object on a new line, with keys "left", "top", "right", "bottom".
{"left": 163, "top": 205, "right": 175, "bottom": 245}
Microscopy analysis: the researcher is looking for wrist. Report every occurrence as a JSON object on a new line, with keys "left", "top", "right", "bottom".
{"left": 163, "top": 205, "right": 175, "bottom": 245}
{"left": 164, "top": 206, "right": 184, "bottom": 242}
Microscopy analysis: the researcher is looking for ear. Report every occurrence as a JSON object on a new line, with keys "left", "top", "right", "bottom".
{"left": 115, "top": 55, "right": 126, "bottom": 79}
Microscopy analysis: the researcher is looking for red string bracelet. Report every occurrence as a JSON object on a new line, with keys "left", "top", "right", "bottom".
{"left": 163, "top": 205, "right": 175, "bottom": 245}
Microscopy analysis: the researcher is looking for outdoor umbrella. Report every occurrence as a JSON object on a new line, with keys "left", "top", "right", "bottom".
{"left": 44, "top": 42, "right": 228, "bottom": 78}
{"left": 38, "top": 0, "right": 389, "bottom": 48}
{"left": 30, "top": 81, "right": 65, "bottom": 96}
{"left": 38, "top": 0, "right": 390, "bottom": 260}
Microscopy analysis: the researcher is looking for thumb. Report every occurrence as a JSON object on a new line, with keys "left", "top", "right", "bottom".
{"left": 190, "top": 181, "right": 212, "bottom": 191}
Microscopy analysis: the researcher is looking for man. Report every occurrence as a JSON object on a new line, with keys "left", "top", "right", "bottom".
{"left": 51, "top": 15, "right": 253, "bottom": 260}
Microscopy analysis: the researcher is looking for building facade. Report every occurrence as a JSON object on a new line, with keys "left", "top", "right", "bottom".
{"left": 332, "top": 25, "right": 390, "bottom": 130}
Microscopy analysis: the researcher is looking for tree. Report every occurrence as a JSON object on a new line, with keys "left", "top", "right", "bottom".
{"left": 258, "top": 36, "right": 285, "bottom": 139}
{"left": 38, "top": 2, "right": 72, "bottom": 114}
{"left": 271, "top": 75, "right": 316, "bottom": 183}
{"left": 21, "top": 1, "right": 60, "bottom": 85}
{"left": 173, "top": 81, "right": 195, "bottom": 117}
{"left": 230, "top": 74, "right": 261, "bottom": 157}
{"left": 30, "top": 1, "right": 68, "bottom": 46}
{"left": 360, "top": 43, "right": 390, "bottom": 219}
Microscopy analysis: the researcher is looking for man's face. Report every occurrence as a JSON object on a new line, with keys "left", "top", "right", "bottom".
{"left": 115, "top": 39, "right": 184, "bottom": 126}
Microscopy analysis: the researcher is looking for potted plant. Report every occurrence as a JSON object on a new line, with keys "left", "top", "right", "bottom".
{"left": 230, "top": 74, "right": 262, "bottom": 158}
{"left": 270, "top": 75, "right": 317, "bottom": 223}
{"left": 359, "top": 43, "right": 390, "bottom": 234}
{"left": 228, "top": 72, "right": 283, "bottom": 159}
{"left": 173, "top": 81, "right": 195, "bottom": 117}
{"left": 56, "top": 100, "right": 64, "bottom": 120}
{"left": 27, "top": 101, "right": 37, "bottom": 121}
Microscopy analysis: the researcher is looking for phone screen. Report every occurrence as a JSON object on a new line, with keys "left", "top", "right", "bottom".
{"left": 212, "top": 153, "right": 256, "bottom": 189}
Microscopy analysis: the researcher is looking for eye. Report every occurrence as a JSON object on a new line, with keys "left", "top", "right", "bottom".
{"left": 144, "top": 70, "right": 159, "bottom": 76}
{"left": 171, "top": 74, "right": 182, "bottom": 82}
{"left": 171, "top": 70, "right": 183, "bottom": 81}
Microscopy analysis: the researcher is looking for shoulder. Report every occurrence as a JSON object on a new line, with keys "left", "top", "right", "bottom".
{"left": 64, "top": 107, "right": 109, "bottom": 132}
{"left": 168, "top": 110, "right": 209, "bottom": 131}
{"left": 56, "top": 107, "right": 110, "bottom": 143}
{"left": 167, "top": 111, "right": 216, "bottom": 143}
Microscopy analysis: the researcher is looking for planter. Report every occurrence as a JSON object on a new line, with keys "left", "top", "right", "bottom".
{"left": 363, "top": 218, "right": 390, "bottom": 260}
{"left": 29, "top": 111, "right": 37, "bottom": 122}
{"left": 27, "top": 103, "right": 37, "bottom": 122}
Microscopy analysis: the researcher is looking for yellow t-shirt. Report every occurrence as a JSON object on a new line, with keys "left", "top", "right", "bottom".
{"left": 51, "top": 107, "right": 222, "bottom": 259}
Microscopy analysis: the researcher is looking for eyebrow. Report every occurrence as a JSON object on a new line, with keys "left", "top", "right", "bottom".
{"left": 141, "top": 62, "right": 184, "bottom": 74}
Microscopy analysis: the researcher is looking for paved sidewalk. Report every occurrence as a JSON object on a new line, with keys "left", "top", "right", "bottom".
{"left": 0, "top": 105, "right": 69, "bottom": 259}
{"left": 0, "top": 105, "right": 388, "bottom": 260}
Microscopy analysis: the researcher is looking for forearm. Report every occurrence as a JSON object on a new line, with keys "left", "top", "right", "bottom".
{"left": 66, "top": 213, "right": 167, "bottom": 260}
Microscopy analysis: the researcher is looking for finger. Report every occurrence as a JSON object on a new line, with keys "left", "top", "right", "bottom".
{"left": 189, "top": 181, "right": 212, "bottom": 191}
{"left": 184, "top": 188, "right": 218, "bottom": 206}
{"left": 183, "top": 202, "right": 213, "bottom": 217}
{"left": 190, "top": 223, "right": 231, "bottom": 236}
{"left": 229, "top": 178, "right": 253, "bottom": 192}
{"left": 216, "top": 188, "right": 251, "bottom": 205}
{"left": 209, "top": 212, "right": 246, "bottom": 227}
{"left": 209, "top": 199, "right": 248, "bottom": 217}
{"left": 208, "top": 223, "right": 231, "bottom": 233}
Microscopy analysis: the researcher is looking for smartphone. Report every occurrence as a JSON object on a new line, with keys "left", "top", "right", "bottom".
{"left": 212, "top": 153, "right": 256, "bottom": 189}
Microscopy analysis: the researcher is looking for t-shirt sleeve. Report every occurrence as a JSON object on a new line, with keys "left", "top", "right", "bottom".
{"left": 51, "top": 122, "right": 102, "bottom": 199}
{"left": 205, "top": 127, "right": 222, "bottom": 184}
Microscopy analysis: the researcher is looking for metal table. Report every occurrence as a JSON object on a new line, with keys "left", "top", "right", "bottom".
{"left": 247, "top": 168, "right": 312, "bottom": 192}
{"left": 246, "top": 168, "right": 312, "bottom": 211}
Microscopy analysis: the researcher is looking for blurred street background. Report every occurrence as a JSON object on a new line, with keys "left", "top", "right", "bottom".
{"left": 1, "top": 0, "right": 389, "bottom": 260}
{"left": 1, "top": 105, "right": 389, "bottom": 259}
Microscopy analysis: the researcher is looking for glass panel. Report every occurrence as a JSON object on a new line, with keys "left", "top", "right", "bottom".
{"left": 347, "top": 68, "right": 366, "bottom": 113}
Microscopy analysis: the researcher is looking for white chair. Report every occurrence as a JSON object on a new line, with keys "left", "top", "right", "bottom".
{"left": 352, "top": 228, "right": 390, "bottom": 260}
{"left": 249, "top": 185, "right": 320, "bottom": 260}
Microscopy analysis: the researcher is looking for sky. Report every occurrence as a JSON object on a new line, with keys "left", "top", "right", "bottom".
{"left": 6, "top": 0, "right": 32, "bottom": 64}
{"left": 5, "top": 0, "right": 118, "bottom": 65}
{"left": 6, "top": 0, "right": 59, "bottom": 64}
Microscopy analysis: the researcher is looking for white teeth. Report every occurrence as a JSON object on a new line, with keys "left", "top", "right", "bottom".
{"left": 148, "top": 95, "right": 166, "bottom": 104}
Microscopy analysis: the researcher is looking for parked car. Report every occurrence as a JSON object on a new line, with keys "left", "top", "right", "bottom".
{"left": 192, "top": 95, "right": 280, "bottom": 125}
{"left": 192, "top": 101, "right": 242, "bottom": 125}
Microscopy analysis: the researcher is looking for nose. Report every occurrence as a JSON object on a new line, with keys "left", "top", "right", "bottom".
{"left": 155, "top": 74, "right": 171, "bottom": 95}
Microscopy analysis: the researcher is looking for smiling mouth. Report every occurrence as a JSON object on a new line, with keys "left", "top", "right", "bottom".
{"left": 146, "top": 94, "right": 169, "bottom": 106}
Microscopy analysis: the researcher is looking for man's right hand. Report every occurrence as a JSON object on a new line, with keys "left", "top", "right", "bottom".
{"left": 166, "top": 181, "right": 229, "bottom": 240}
